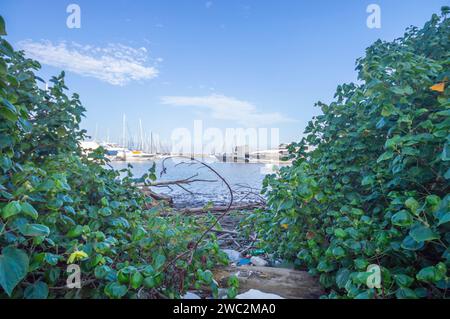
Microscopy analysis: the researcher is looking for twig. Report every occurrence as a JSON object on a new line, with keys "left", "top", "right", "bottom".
{"left": 240, "top": 234, "right": 258, "bottom": 255}
{"left": 211, "top": 228, "right": 239, "bottom": 235}
{"left": 160, "top": 156, "right": 235, "bottom": 267}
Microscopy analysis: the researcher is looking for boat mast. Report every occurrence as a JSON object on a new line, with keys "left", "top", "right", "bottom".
{"left": 139, "top": 119, "right": 144, "bottom": 151}
{"left": 122, "top": 114, "right": 126, "bottom": 148}
{"left": 150, "top": 132, "right": 154, "bottom": 154}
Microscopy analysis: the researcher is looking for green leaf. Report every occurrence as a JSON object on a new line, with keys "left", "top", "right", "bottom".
{"left": 391, "top": 210, "right": 413, "bottom": 227}
{"left": 132, "top": 226, "right": 147, "bottom": 241}
{"left": 94, "top": 265, "right": 113, "bottom": 280}
{"left": 442, "top": 166, "right": 450, "bottom": 180}
{"left": 278, "top": 199, "right": 294, "bottom": 211}
{"left": 21, "top": 202, "right": 39, "bottom": 220}
{"left": 317, "top": 260, "right": 334, "bottom": 272}
{"left": 46, "top": 268, "right": 61, "bottom": 284}
{"left": 130, "top": 271, "right": 144, "bottom": 289}
{"left": 0, "top": 247, "right": 29, "bottom": 296}
{"left": 100, "top": 197, "right": 109, "bottom": 207}
{"left": 197, "top": 269, "right": 213, "bottom": 284}
{"left": 98, "top": 207, "right": 112, "bottom": 216}
{"left": 67, "top": 225, "right": 83, "bottom": 238}
{"left": 0, "top": 135, "right": 13, "bottom": 150}
{"left": 1, "top": 98, "right": 17, "bottom": 113}
{"left": 1, "top": 201, "right": 22, "bottom": 219}
{"left": 336, "top": 268, "right": 351, "bottom": 289}
{"left": 0, "top": 16, "right": 6, "bottom": 35}
{"left": 437, "top": 213, "right": 450, "bottom": 226}
{"left": 334, "top": 228, "right": 347, "bottom": 238}
{"left": 377, "top": 151, "right": 394, "bottom": 163}
{"left": 332, "top": 247, "right": 345, "bottom": 257}
{"left": 19, "top": 224, "right": 50, "bottom": 237}
{"left": 117, "top": 267, "right": 133, "bottom": 284}
{"left": 395, "top": 287, "right": 418, "bottom": 299}
{"left": 391, "top": 86, "right": 413, "bottom": 95}
{"left": 143, "top": 276, "right": 156, "bottom": 289}
{"left": 381, "top": 104, "right": 395, "bottom": 117}
{"left": 44, "top": 253, "right": 60, "bottom": 266}
{"left": 405, "top": 198, "right": 420, "bottom": 215}
{"left": 410, "top": 224, "right": 439, "bottom": 242}
{"left": 104, "top": 282, "right": 128, "bottom": 299}
{"left": 354, "top": 290, "right": 373, "bottom": 299}
{"left": 395, "top": 274, "right": 414, "bottom": 288}
{"left": 153, "top": 253, "right": 166, "bottom": 270}
{"left": 401, "top": 235, "right": 424, "bottom": 251}
{"left": 442, "top": 143, "right": 450, "bottom": 161}
{"left": 351, "top": 208, "right": 364, "bottom": 216}
{"left": 426, "top": 195, "right": 440, "bottom": 207}
{"left": 24, "top": 281, "right": 49, "bottom": 299}
{"left": 385, "top": 136, "right": 401, "bottom": 150}
{"left": 361, "top": 176, "right": 375, "bottom": 186}
{"left": 417, "top": 264, "right": 446, "bottom": 283}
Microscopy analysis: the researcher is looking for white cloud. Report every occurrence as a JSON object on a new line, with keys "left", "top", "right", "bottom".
{"left": 18, "top": 40, "right": 158, "bottom": 86}
{"left": 161, "top": 94, "right": 293, "bottom": 127}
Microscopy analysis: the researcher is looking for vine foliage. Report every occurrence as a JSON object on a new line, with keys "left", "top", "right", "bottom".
{"left": 248, "top": 8, "right": 450, "bottom": 298}
{"left": 0, "top": 17, "right": 226, "bottom": 299}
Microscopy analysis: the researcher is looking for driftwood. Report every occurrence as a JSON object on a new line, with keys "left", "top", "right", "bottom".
{"left": 140, "top": 174, "right": 217, "bottom": 188}
{"left": 141, "top": 189, "right": 173, "bottom": 204}
{"left": 180, "top": 203, "right": 262, "bottom": 214}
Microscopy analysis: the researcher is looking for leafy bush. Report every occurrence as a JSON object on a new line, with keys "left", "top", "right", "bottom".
{"left": 247, "top": 9, "right": 450, "bottom": 298}
{"left": 0, "top": 17, "right": 226, "bottom": 299}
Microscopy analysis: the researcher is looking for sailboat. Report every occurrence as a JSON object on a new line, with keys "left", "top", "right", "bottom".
{"left": 119, "top": 116, "right": 155, "bottom": 161}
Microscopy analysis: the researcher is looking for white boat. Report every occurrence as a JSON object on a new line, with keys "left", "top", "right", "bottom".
{"left": 123, "top": 149, "right": 155, "bottom": 161}
{"left": 100, "top": 143, "right": 127, "bottom": 160}
{"left": 99, "top": 143, "right": 154, "bottom": 161}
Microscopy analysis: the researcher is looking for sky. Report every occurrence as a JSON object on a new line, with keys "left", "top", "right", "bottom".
{"left": 1, "top": 0, "right": 448, "bottom": 150}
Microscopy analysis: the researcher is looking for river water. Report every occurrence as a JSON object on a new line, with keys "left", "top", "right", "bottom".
{"left": 111, "top": 158, "right": 280, "bottom": 207}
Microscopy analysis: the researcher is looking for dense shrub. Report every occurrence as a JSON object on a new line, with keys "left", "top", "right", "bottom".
{"left": 247, "top": 9, "right": 449, "bottom": 298}
{"left": 0, "top": 17, "right": 226, "bottom": 299}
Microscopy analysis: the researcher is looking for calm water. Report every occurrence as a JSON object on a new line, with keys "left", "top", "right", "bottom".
{"left": 111, "top": 158, "right": 278, "bottom": 207}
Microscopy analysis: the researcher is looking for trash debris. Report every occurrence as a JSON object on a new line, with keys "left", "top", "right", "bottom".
{"left": 236, "top": 289, "right": 284, "bottom": 299}
{"left": 182, "top": 292, "right": 201, "bottom": 299}
{"left": 222, "top": 249, "right": 241, "bottom": 263}
{"left": 250, "top": 256, "right": 268, "bottom": 267}
{"left": 250, "top": 249, "right": 265, "bottom": 256}
{"left": 238, "top": 258, "right": 251, "bottom": 266}
{"left": 217, "top": 288, "right": 228, "bottom": 299}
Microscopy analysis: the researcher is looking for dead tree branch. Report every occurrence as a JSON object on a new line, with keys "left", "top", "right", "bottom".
{"left": 160, "top": 156, "right": 235, "bottom": 268}
{"left": 180, "top": 203, "right": 262, "bottom": 214}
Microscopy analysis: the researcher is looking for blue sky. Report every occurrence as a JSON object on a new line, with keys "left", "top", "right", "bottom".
{"left": 1, "top": 0, "right": 448, "bottom": 148}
